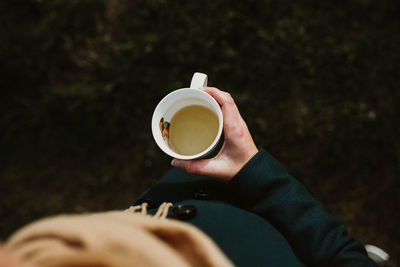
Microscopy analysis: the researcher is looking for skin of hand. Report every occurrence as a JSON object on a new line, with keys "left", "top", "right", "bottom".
{"left": 171, "top": 87, "right": 258, "bottom": 181}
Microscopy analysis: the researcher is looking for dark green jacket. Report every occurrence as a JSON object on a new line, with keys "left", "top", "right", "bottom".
{"left": 134, "top": 150, "right": 376, "bottom": 266}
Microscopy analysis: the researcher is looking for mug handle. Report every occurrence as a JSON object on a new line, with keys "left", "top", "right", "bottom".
{"left": 190, "top": 72, "right": 208, "bottom": 89}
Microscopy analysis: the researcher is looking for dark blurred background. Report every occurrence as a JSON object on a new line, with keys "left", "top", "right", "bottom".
{"left": 1, "top": 0, "right": 399, "bottom": 265}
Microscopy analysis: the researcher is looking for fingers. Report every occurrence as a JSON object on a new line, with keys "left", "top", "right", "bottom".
{"left": 202, "top": 87, "right": 236, "bottom": 111}
{"left": 201, "top": 87, "right": 240, "bottom": 129}
{"left": 201, "top": 87, "right": 230, "bottom": 104}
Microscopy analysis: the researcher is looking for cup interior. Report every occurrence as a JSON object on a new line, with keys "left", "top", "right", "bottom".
{"left": 151, "top": 88, "right": 223, "bottom": 160}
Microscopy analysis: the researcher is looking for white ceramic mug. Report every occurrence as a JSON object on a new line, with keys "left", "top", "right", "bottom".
{"left": 151, "top": 72, "right": 223, "bottom": 160}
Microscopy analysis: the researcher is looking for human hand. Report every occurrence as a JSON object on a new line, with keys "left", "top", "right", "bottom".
{"left": 171, "top": 87, "right": 258, "bottom": 181}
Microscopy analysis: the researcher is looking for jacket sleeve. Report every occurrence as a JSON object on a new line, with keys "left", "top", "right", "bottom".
{"left": 227, "top": 149, "right": 377, "bottom": 267}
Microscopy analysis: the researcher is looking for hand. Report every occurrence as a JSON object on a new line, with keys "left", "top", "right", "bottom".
{"left": 171, "top": 87, "right": 258, "bottom": 181}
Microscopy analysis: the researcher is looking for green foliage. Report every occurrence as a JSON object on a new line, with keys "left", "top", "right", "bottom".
{"left": 1, "top": 0, "right": 399, "bottom": 264}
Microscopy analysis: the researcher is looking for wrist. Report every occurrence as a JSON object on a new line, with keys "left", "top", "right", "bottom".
{"left": 222, "top": 145, "right": 258, "bottom": 181}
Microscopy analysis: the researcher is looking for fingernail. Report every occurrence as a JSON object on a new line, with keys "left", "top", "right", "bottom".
{"left": 171, "top": 159, "right": 178, "bottom": 167}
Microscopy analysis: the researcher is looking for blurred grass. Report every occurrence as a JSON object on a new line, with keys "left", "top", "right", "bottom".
{"left": 1, "top": 0, "right": 399, "bottom": 265}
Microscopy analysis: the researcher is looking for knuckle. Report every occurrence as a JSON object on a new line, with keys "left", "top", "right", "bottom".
{"left": 224, "top": 93, "right": 235, "bottom": 104}
{"left": 232, "top": 125, "right": 245, "bottom": 138}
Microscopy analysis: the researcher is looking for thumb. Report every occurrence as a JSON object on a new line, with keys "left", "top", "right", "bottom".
{"left": 171, "top": 158, "right": 230, "bottom": 180}
{"left": 171, "top": 158, "right": 213, "bottom": 176}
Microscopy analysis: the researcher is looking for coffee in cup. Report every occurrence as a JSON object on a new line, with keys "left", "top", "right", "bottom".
{"left": 168, "top": 104, "right": 219, "bottom": 156}
{"left": 151, "top": 73, "right": 223, "bottom": 160}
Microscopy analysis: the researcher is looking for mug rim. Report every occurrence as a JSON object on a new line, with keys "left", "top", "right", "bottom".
{"left": 151, "top": 88, "right": 223, "bottom": 160}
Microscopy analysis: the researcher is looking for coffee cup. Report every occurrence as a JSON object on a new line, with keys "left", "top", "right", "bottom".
{"left": 151, "top": 73, "right": 223, "bottom": 160}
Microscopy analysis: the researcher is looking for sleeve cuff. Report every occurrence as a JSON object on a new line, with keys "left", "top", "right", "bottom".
{"left": 227, "top": 149, "right": 289, "bottom": 207}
